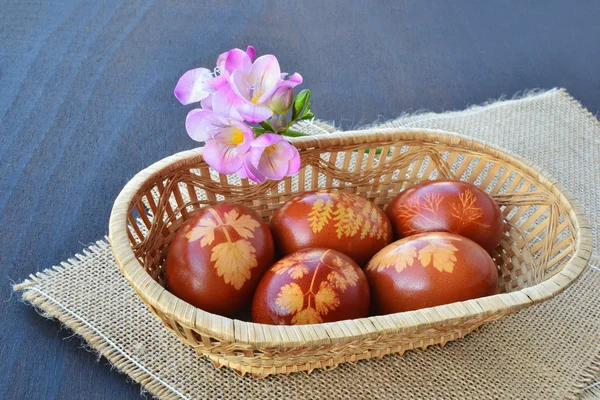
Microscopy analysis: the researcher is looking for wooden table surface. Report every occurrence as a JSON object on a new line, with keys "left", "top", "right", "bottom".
{"left": 2, "top": 1, "right": 599, "bottom": 398}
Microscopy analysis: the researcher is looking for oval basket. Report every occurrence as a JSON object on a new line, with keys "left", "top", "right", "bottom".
{"left": 108, "top": 128, "right": 592, "bottom": 378}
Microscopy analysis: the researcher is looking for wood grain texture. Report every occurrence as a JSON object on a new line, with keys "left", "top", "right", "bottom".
{"left": 1, "top": 0, "right": 599, "bottom": 398}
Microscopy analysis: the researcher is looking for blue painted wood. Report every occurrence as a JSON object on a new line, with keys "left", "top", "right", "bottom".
{"left": 1, "top": 0, "right": 599, "bottom": 398}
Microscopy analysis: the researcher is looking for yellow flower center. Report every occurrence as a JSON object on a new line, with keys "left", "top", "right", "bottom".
{"left": 230, "top": 129, "right": 245, "bottom": 145}
{"left": 263, "top": 144, "right": 277, "bottom": 155}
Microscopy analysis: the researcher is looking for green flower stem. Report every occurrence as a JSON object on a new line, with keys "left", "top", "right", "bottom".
{"left": 282, "top": 129, "right": 310, "bottom": 137}
{"left": 259, "top": 120, "right": 274, "bottom": 132}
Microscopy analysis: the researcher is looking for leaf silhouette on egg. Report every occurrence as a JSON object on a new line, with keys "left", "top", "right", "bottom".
{"left": 314, "top": 281, "right": 340, "bottom": 316}
{"left": 367, "top": 244, "right": 418, "bottom": 273}
{"left": 395, "top": 192, "right": 446, "bottom": 234}
{"left": 306, "top": 191, "right": 386, "bottom": 240}
{"left": 272, "top": 252, "right": 311, "bottom": 279}
{"left": 275, "top": 283, "right": 305, "bottom": 314}
{"left": 418, "top": 240, "right": 458, "bottom": 273}
{"left": 224, "top": 209, "right": 261, "bottom": 239}
{"left": 450, "top": 189, "right": 488, "bottom": 231}
{"left": 308, "top": 198, "right": 334, "bottom": 233}
{"left": 274, "top": 250, "right": 360, "bottom": 325}
{"left": 291, "top": 307, "right": 322, "bottom": 325}
{"left": 186, "top": 208, "right": 262, "bottom": 290}
{"left": 211, "top": 240, "right": 258, "bottom": 290}
{"left": 327, "top": 255, "right": 359, "bottom": 290}
{"left": 185, "top": 217, "right": 218, "bottom": 246}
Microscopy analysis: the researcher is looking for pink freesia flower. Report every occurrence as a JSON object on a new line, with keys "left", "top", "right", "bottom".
{"left": 239, "top": 134, "right": 301, "bottom": 182}
{"left": 186, "top": 106, "right": 254, "bottom": 174}
{"left": 174, "top": 46, "right": 309, "bottom": 182}
{"left": 185, "top": 85, "right": 253, "bottom": 174}
{"left": 230, "top": 56, "right": 302, "bottom": 123}
{"left": 186, "top": 84, "right": 246, "bottom": 140}
{"left": 202, "top": 120, "right": 254, "bottom": 174}
{"left": 173, "top": 46, "right": 255, "bottom": 105}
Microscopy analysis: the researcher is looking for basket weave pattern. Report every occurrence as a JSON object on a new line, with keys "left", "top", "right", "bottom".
{"left": 109, "top": 128, "right": 592, "bottom": 378}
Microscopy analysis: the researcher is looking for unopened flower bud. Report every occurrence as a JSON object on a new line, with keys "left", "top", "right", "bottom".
{"left": 271, "top": 114, "right": 288, "bottom": 132}
{"left": 269, "top": 86, "right": 294, "bottom": 114}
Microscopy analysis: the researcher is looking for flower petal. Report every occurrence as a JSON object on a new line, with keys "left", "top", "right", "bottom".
{"left": 285, "top": 147, "right": 301, "bottom": 176}
{"left": 243, "top": 152, "right": 266, "bottom": 183}
{"left": 256, "top": 82, "right": 282, "bottom": 105}
{"left": 236, "top": 166, "right": 248, "bottom": 179}
{"left": 257, "top": 148, "right": 290, "bottom": 180}
{"left": 251, "top": 133, "right": 284, "bottom": 148}
{"left": 280, "top": 72, "right": 303, "bottom": 88}
{"left": 216, "top": 51, "right": 228, "bottom": 71}
{"left": 200, "top": 95, "right": 212, "bottom": 110}
{"left": 224, "top": 48, "right": 252, "bottom": 75}
{"left": 246, "top": 46, "right": 256, "bottom": 61}
{"left": 203, "top": 124, "right": 253, "bottom": 174}
{"left": 185, "top": 109, "right": 229, "bottom": 142}
{"left": 230, "top": 70, "right": 251, "bottom": 101}
{"left": 211, "top": 84, "right": 246, "bottom": 120}
{"left": 248, "top": 55, "right": 281, "bottom": 100}
{"left": 272, "top": 139, "right": 296, "bottom": 161}
{"left": 174, "top": 68, "right": 213, "bottom": 105}
{"left": 237, "top": 103, "right": 273, "bottom": 123}
{"left": 204, "top": 74, "right": 228, "bottom": 92}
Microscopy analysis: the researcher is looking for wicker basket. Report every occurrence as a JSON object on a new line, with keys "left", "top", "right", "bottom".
{"left": 108, "top": 128, "right": 592, "bottom": 378}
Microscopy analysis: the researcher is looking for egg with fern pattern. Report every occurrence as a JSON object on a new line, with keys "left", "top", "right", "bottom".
{"left": 270, "top": 190, "right": 393, "bottom": 266}
{"left": 252, "top": 248, "right": 370, "bottom": 325}
{"left": 165, "top": 203, "right": 274, "bottom": 317}
{"left": 365, "top": 232, "right": 499, "bottom": 314}
{"left": 385, "top": 180, "right": 504, "bottom": 252}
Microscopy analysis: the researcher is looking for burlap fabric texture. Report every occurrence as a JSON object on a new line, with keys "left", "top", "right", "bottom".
{"left": 15, "top": 88, "right": 600, "bottom": 399}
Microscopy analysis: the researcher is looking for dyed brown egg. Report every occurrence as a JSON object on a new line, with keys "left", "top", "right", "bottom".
{"left": 386, "top": 180, "right": 504, "bottom": 252}
{"left": 165, "top": 202, "right": 274, "bottom": 317}
{"left": 365, "top": 232, "right": 498, "bottom": 314}
{"left": 270, "top": 190, "right": 393, "bottom": 266}
{"left": 252, "top": 248, "right": 370, "bottom": 325}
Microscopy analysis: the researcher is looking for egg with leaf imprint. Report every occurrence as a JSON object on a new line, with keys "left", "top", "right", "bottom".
{"left": 252, "top": 248, "right": 370, "bottom": 325}
{"left": 385, "top": 180, "right": 504, "bottom": 252}
{"left": 365, "top": 232, "right": 499, "bottom": 314}
{"left": 270, "top": 190, "right": 393, "bottom": 266}
{"left": 165, "top": 203, "right": 274, "bottom": 317}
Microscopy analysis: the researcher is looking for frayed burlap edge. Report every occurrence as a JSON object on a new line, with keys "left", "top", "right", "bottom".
{"left": 14, "top": 239, "right": 186, "bottom": 400}
{"left": 573, "top": 259, "right": 600, "bottom": 399}
{"left": 306, "top": 88, "right": 599, "bottom": 134}
{"left": 13, "top": 88, "right": 600, "bottom": 399}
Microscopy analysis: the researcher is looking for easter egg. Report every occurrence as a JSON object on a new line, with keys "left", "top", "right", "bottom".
{"left": 365, "top": 232, "right": 498, "bottom": 314}
{"left": 165, "top": 202, "right": 274, "bottom": 317}
{"left": 252, "top": 248, "right": 370, "bottom": 325}
{"left": 385, "top": 180, "right": 504, "bottom": 251}
{"left": 270, "top": 190, "right": 393, "bottom": 266}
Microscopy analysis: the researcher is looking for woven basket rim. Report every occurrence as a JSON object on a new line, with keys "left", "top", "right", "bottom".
{"left": 108, "top": 127, "right": 593, "bottom": 348}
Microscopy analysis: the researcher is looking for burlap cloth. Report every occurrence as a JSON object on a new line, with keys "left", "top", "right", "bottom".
{"left": 14, "top": 88, "right": 600, "bottom": 399}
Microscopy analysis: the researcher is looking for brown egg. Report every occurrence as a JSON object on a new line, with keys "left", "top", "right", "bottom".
{"left": 365, "top": 232, "right": 498, "bottom": 314}
{"left": 270, "top": 190, "right": 393, "bottom": 266}
{"left": 165, "top": 203, "right": 274, "bottom": 317}
{"left": 252, "top": 248, "right": 370, "bottom": 325}
{"left": 386, "top": 180, "right": 504, "bottom": 252}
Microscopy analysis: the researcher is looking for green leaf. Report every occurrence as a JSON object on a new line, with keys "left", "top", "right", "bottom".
{"left": 362, "top": 147, "right": 388, "bottom": 155}
{"left": 283, "top": 129, "right": 311, "bottom": 137}
{"left": 252, "top": 127, "right": 266, "bottom": 136}
{"left": 300, "top": 111, "right": 315, "bottom": 120}
{"left": 299, "top": 103, "right": 311, "bottom": 118}
{"left": 259, "top": 120, "right": 274, "bottom": 132}
{"left": 292, "top": 89, "right": 311, "bottom": 120}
